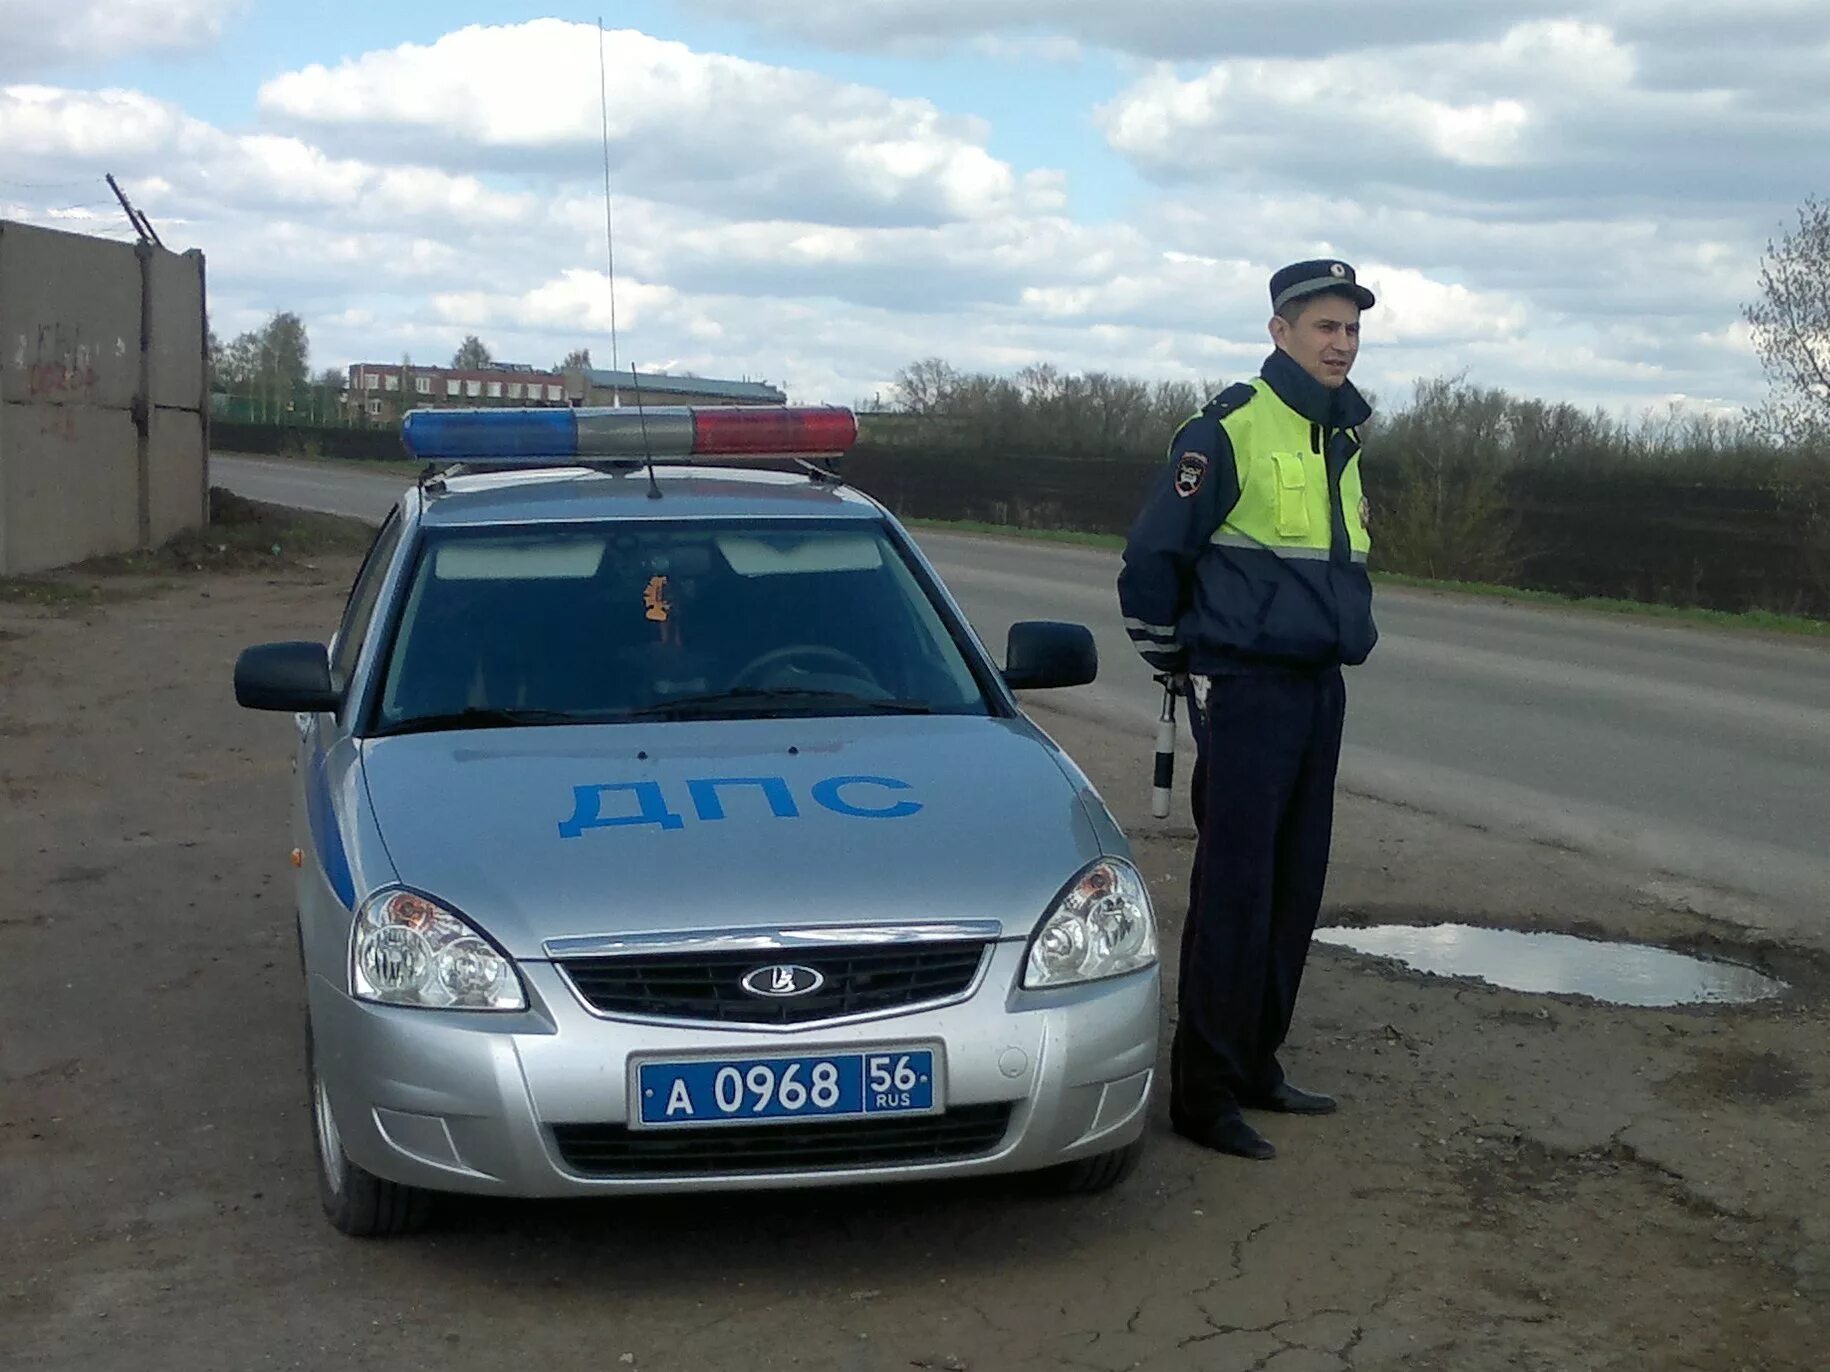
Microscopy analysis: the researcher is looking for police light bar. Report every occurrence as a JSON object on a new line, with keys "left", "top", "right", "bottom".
{"left": 400, "top": 404, "right": 858, "bottom": 464}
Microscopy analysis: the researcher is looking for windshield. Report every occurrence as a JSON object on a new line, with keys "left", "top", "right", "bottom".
{"left": 369, "top": 518, "right": 990, "bottom": 731}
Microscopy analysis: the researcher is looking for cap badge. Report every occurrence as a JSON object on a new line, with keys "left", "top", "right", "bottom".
{"left": 1329, "top": 263, "right": 1347, "bottom": 277}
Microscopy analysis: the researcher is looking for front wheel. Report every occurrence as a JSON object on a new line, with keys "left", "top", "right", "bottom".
{"left": 1035, "top": 1135, "right": 1147, "bottom": 1195}
{"left": 307, "top": 1024, "right": 433, "bottom": 1237}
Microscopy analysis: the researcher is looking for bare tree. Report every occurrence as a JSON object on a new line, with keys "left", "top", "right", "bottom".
{"left": 1366, "top": 376, "right": 1523, "bottom": 582}
{"left": 1745, "top": 198, "right": 1830, "bottom": 442}
{"left": 892, "top": 358, "right": 962, "bottom": 415}
{"left": 889, "top": 357, "right": 1218, "bottom": 457}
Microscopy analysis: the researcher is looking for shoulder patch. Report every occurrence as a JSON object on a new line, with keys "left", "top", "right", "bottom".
{"left": 1201, "top": 381, "right": 1259, "bottom": 421}
{"left": 1173, "top": 451, "right": 1207, "bottom": 498}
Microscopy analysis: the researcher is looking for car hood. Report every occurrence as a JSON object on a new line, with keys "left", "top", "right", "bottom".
{"left": 359, "top": 714, "right": 1105, "bottom": 958}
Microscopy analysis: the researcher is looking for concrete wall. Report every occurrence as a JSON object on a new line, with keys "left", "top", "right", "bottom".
{"left": 0, "top": 220, "right": 208, "bottom": 574}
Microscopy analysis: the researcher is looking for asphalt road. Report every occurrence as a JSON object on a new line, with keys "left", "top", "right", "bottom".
{"left": 213, "top": 452, "right": 1830, "bottom": 933}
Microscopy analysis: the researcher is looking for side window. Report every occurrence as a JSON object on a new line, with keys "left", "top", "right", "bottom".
{"left": 330, "top": 512, "right": 405, "bottom": 695}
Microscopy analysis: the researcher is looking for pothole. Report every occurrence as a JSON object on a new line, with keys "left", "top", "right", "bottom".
{"left": 1314, "top": 923, "right": 1786, "bottom": 1007}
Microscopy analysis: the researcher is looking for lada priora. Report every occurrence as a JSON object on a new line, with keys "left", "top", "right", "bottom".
{"left": 234, "top": 404, "right": 1160, "bottom": 1235}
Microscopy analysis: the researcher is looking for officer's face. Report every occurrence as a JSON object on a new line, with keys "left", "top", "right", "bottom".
{"left": 1270, "top": 295, "right": 1362, "bottom": 389}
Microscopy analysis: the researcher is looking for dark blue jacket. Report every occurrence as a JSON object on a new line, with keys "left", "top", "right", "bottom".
{"left": 1117, "top": 350, "right": 1377, "bottom": 674}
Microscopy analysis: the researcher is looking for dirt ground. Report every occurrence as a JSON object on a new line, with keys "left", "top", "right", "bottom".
{"left": 2, "top": 523, "right": 1827, "bottom": 1372}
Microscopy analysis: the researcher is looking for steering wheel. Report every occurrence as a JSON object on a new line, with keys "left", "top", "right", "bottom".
{"left": 731, "top": 644, "right": 879, "bottom": 691}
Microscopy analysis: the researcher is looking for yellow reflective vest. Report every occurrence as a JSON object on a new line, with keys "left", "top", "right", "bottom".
{"left": 1214, "top": 377, "right": 1371, "bottom": 567}
{"left": 1118, "top": 351, "right": 1378, "bottom": 672}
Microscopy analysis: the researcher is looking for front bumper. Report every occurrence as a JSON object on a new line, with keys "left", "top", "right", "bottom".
{"left": 307, "top": 942, "right": 1158, "bottom": 1196}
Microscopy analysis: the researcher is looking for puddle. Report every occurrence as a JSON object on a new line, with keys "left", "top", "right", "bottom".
{"left": 1314, "top": 923, "right": 1786, "bottom": 1007}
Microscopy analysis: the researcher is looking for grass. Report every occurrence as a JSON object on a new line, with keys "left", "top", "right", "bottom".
{"left": 79, "top": 489, "right": 378, "bottom": 574}
{"left": 0, "top": 489, "right": 375, "bottom": 615}
{"left": 906, "top": 518, "right": 1830, "bottom": 640}
{"left": 0, "top": 578, "right": 147, "bottom": 610}
{"left": 1370, "top": 572, "right": 1830, "bottom": 638}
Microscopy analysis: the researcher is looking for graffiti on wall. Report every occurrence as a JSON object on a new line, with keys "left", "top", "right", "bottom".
{"left": 10, "top": 324, "right": 127, "bottom": 400}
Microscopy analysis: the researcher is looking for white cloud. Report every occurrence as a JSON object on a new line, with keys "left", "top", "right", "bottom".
{"left": 1099, "top": 18, "right": 1827, "bottom": 213}
{"left": 677, "top": 0, "right": 1546, "bottom": 60}
{"left": 257, "top": 21, "right": 1057, "bottom": 228}
{"left": 1100, "top": 60, "right": 1535, "bottom": 176}
{"left": 1017, "top": 252, "right": 1261, "bottom": 331}
{"left": 680, "top": 0, "right": 1826, "bottom": 70}
{"left": 561, "top": 200, "right": 1155, "bottom": 315}
{"left": 1071, "top": 11, "right": 1800, "bottom": 414}
{"left": 0, "top": 84, "right": 189, "bottom": 159}
{"left": 0, "top": 87, "right": 538, "bottom": 227}
{"left": 432, "top": 271, "right": 684, "bottom": 338}
{"left": 968, "top": 34, "right": 1085, "bottom": 64}
{"left": 1356, "top": 267, "right": 1530, "bottom": 344}
{"left": 0, "top": 10, "right": 1799, "bottom": 416}
{"left": 1156, "top": 187, "right": 1765, "bottom": 403}
{"left": 0, "top": 0, "right": 240, "bottom": 76}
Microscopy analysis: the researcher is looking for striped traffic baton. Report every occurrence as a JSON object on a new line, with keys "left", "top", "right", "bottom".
{"left": 1151, "top": 674, "right": 1181, "bottom": 819}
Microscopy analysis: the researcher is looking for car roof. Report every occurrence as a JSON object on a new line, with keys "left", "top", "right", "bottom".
{"left": 414, "top": 464, "right": 888, "bottom": 529}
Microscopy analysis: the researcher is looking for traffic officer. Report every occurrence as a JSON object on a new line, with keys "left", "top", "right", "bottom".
{"left": 1118, "top": 259, "right": 1377, "bottom": 1160}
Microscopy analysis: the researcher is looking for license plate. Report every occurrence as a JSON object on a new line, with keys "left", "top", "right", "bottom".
{"left": 633, "top": 1048, "right": 940, "bottom": 1129}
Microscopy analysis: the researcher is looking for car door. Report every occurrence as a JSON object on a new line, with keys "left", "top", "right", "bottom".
{"left": 295, "top": 509, "right": 405, "bottom": 932}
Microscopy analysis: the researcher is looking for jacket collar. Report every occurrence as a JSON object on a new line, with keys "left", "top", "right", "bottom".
{"left": 1260, "top": 349, "right": 1372, "bottom": 428}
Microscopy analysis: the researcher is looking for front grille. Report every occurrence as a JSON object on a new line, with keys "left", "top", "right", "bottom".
{"left": 558, "top": 941, "right": 989, "bottom": 1025}
{"left": 551, "top": 1104, "right": 1015, "bottom": 1177}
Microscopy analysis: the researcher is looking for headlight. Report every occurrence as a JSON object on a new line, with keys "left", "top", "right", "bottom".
{"left": 350, "top": 889, "right": 526, "bottom": 1011}
{"left": 1024, "top": 858, "right": 1157, "bottom": 988}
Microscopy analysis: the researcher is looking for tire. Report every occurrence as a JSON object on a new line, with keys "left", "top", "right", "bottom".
{"left": 1036, "top": 1135, "right": 1147, "bottom": 1195}
{"left": 306, "top": 1023, "right": 434, "bottom": 1237}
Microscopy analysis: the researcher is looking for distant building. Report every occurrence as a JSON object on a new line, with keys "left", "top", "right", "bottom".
{"left": 564, "top": 367, "right": 786, "bottom": 408}
{"left": 342, "top": 362, "right": 785, "bottom": 423}
{"left": 345, "top": 362, "right": 565, "bottom": 424}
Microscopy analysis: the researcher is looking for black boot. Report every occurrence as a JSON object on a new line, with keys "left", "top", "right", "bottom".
{"left": 1242, "top": 1082, "right": 1337, "bottom": 1115}
{"left": 1172, "top": 1109, "right": 1276, "bottom": 1160}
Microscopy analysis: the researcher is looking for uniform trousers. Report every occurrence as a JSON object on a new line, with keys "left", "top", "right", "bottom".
{"left": 1171, "top": 666, "right": 1346, "bottom": 1124}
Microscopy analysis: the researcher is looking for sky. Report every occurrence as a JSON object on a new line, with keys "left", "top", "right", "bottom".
{"left": 1, "top": 0, "right": 1821, "bottom": 416}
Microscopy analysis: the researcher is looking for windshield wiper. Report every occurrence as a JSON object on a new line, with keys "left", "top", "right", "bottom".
{"left": 374, "top": 706, "right": 595, "bottom": 737}
{"left": 628, "top": 687, "right": 934, "bottom": 719}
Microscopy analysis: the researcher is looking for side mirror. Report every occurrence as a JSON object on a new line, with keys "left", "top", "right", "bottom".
{"left": 234, "top": 642, "right": 339, "bottom": 712}
{"left": 1003, "top": 621, "right": 1098, "bottom": 691}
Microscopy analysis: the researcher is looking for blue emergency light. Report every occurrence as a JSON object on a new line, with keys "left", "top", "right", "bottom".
{"left": 401, "top": 404, "right": 858, "bottom": 464}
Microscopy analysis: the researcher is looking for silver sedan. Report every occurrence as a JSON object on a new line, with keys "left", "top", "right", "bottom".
{"left": 235, "top": 407, "right": 1160, "bottom": 1235}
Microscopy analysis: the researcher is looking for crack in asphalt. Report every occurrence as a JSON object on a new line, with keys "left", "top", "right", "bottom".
{"left": 1339, "top": 1273, "right": 1403, "bottom": 1367}
{"left": 1338, "top": 1319, "right": 1369, "bottom": 1368}
{"left": 1176, "top": 1306, "right": 1362, "bottom": 1355}
{"left": 1599, "top": 1131, "right": 1755, "bottom": 1222}
{"left": 964, "top": 1301, "right": 1014, "bottom": 1337}
{"left": 1229, "top": 1220, "right": 1276, "bottom": 1284}
{"left": 1594, "top": 1124, "right": 1822, "bottom": 1291}
{"left": 1243, "top": 1342, "right": 1297, "bottom": 1371}
{"left": 1163, "top": 1273, "right": 1407, "bottom": 1366}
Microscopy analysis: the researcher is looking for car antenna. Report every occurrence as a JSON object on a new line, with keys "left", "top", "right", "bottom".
{"left": 630, "top": 362, "right": 661, "bottom": 499}
{"left": 597, "top": 16, "right": 661, "bottom": 500}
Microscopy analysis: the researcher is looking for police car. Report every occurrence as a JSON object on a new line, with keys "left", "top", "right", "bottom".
{"left": 234, "top": 404, "right": 1159, "bottom": 1236}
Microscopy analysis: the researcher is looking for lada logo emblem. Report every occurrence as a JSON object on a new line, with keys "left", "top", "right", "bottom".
{"left": 740, "top": 964, "right": 826, "bottom": 999}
